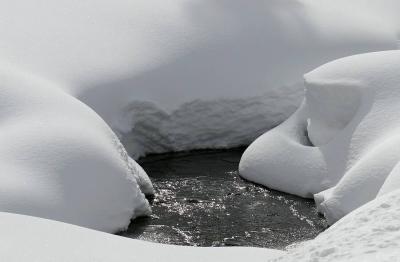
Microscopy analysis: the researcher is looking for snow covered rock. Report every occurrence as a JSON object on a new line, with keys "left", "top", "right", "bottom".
{"left": 0, "top": 212, "right": 283, "bottom": 262}
{"left": 240, "top": 50, "right": 400, "bottom": 224}
{"left": 0, "top": 67, "right": 151, "bottom": 233}
{"left": 275, "top": 189, "right": 400, "bottom": 262}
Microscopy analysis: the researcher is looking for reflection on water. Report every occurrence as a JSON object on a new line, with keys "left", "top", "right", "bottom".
{"left": 119, "top": 148, "right": 327, "bottom": 249}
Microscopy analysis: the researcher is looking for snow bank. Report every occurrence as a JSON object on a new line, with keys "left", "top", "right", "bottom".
{"left": 0, "top": 212, "right": 283, "bottom": 262}
{"left": 2, "top": 189, "right": 400, "bottom": 262}
{"left": 120, "top": 85, "right": 302, "bottom": 158}
{"left": 275, "top": 189, "right": 400, "bottom": 262}
{"left": 240, "top": 50, "right": 400, "bottom": 224}
{"left": 79, "top": 0, "right": 400, "bottom": 157}
{"left": 0, "top": 0, "right": 400, "bottom": 236}
{"left": 1, "top": 0, "right": 399, "bottom": 157}
{"left": 0, "top": 67, "right": 151, "bottom": 233}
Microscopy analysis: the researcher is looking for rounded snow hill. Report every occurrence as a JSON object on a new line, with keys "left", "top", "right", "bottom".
{"left": 0, "top": 67, "right": 152, "bottom": 233}
{"left": 0, "top": 212, "right": 283, "bottom": 262}
{"left": 1, "top": 0, "right": 400, "bottom": 158}
{"left": 240, "top": 50, "right": 400, "bottom": 224}
{"left": 0, "top": 0, "right": 399, "bottom": 238}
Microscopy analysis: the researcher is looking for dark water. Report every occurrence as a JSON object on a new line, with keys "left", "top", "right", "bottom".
{"left": 120, "top": 148, "right": 327, "bottom": 249}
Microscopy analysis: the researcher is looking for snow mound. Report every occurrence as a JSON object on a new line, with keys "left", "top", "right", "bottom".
{"left": 0, "top": 67, "right": 151, "bottom": 233}
{"left": 0, "top": 0, "right": 400, "bottom": 234}
{"left": 2, "top": 0, "right": 399, "bottom": 157}
{"left": 0, "top": 212, "right": 283, "bottom": 262}
{"left": 77, "top": 0, "right": 400, "bottom": 155}
{"left": 240, "top": 50, "right": 400, "bottom": 223}
{"left": 275, "top": 189, "right": 400, "bottom": 262}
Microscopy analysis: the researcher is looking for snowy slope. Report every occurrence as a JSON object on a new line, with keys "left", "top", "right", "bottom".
{"left": 79, "top": 0, "right": 400, "bottom": 157}
{"left": 0, "top": 0, "right": 399, "bottom": 242}
{"left": 240, "top": 50, "right": 400, "bottom": 224}
{"left": 275, "top": 189, "right": 400, "bottom": 262}
{"left": 1, "top": 0, "right": 399, "bottom": 157}
{"left": 0, "top": 67, "right": 151, "bottom": 233}
{"left": 0, "top": 212, "right": 283, "bottom": 262}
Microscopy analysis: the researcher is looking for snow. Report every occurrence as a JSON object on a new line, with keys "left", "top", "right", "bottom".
{"left": 120, "top": 85, "right": 302, "bottom": 158}
{"left": 0, "top": 67, "right": 151, "bottom": 233}
{"left": 1, "top": 0, "right": 399, "bottom": 157}
{"left": 379, "top": 162, "right": 400, "bottom": 197}
{"left": 240, "top": 50, "right": 400, "bottom": 224}
{"left": 2, "top": 189, "right": 400, "bottom": 261}
{"left": 0, "top": 212, "right": 283, "bottom": 262}
{"left": 274, "top": 189, "right": 400, "bottom": 262}
{"left": 79, "top": 0, "right": 400, "bottom": 157}
{"left": 0, "top": 0, "right": 400, "bottom": 259}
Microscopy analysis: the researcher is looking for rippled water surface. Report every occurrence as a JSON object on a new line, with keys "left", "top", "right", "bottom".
{"left": 120, "top": 148, "right": 327, "bottom": 249}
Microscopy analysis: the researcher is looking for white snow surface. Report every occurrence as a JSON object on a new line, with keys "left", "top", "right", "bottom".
{"left": 240, "top": 50, "right": 400, "bottom": 224}
{"left": 0, "top": 212, "right": 283, "bottom": 262}
{"left": 0, "top": 67, "right": 152, "bottom": 233}
{"left": 274, "top": 189, "right": 400, "bottom": 262}
{"left": 1, "top": 0, "right": 400, "bottom": 157}
{"left": 0, "top": 0, "right": 400, "bottom": 259}
{"left": 2, "top": 189, "right": 400, "bottom": 261}
{"left": 379, "top": 162, "right": 400, "bottom": 197}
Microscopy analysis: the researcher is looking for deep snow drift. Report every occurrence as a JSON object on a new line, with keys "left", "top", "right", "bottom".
{"left": 240, "top": 50, "right": 400, "bottom": 224}
{"left": 0, "top": 67, "right": 152, "bottom": 233}
{"left": 0, "top": 212, "right": 283, "bottom": 262}
{"left": 81, "top": 0, "right": 400, "bottom": 157}
{"left": 0, "top": 0, "right": 399, "bottom": 258}
{"left": 1, "top": 0, "right": 400, "bottom": 157}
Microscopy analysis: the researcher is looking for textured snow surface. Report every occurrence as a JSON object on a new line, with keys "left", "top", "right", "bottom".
{"left": 1, "top": 190, "right": 400, "bottom": 262}
{"left": 240, "top": 50, "right": 400, "bottom": 224}
{"left": 1, "top": 0, "right": 399, "bottom": 157}
{"left": 82, "top": 0, "right": 400, "bottom": 157}
{"left": 0, "top": 0, "right": 400, "bottom": 257}
{"left": 0, "top": 67, "right": 151, "bottom": 233}
{"left": 121, "top": 85, "right": 302, "bottom": 158}
{"left": 0, "top": 212, "right": 283, "bottom": 262}
{"left": 275, "top": 189, "right": 400, "bottom": 262}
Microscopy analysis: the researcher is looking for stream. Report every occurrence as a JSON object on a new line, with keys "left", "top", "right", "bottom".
{"left": 119, "top": 148, "right": 327, "bottom": 249}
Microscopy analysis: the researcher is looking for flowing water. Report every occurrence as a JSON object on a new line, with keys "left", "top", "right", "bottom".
{"left": 120, "top": 148, "right": 327, "bottom": 249}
